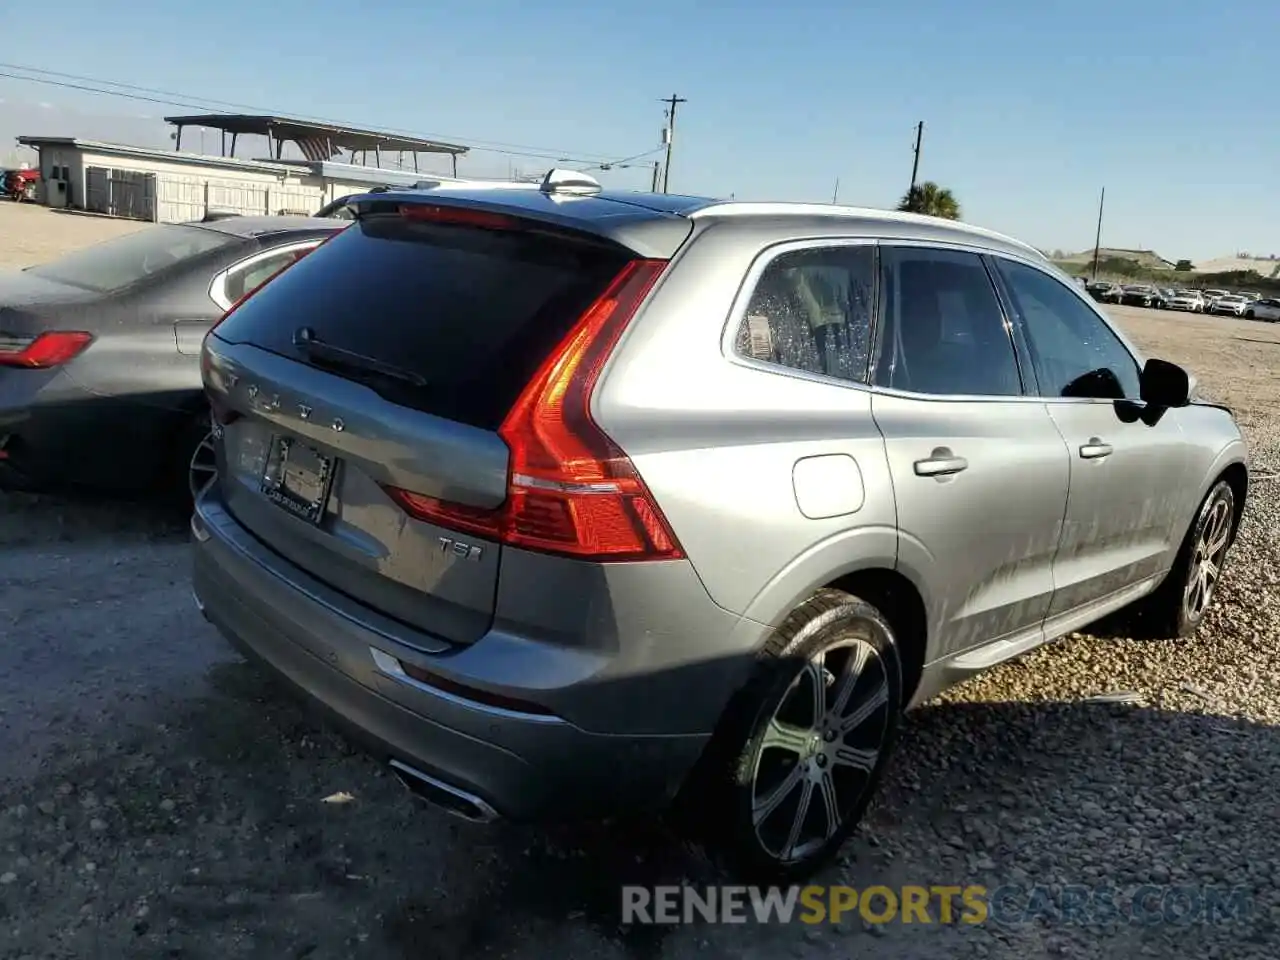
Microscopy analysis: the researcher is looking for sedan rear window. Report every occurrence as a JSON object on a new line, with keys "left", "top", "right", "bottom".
{"left": 26, "top": 224, "right": 236, "bottom": 293}
{"left": 211, "top": 213, "right": 632, "bottom": 431}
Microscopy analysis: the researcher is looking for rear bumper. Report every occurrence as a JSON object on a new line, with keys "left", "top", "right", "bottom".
{"left": 191, "top": 493, "right": 722, "bottom": 822}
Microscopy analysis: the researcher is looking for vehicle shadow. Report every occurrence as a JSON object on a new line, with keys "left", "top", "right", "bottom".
{"left": 0, "top": 486, "right": 187, "bottom": 547}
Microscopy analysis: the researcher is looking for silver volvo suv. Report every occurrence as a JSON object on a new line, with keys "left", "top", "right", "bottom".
{"left": 193, "top": 172, "right": 1248, "bottom": 880}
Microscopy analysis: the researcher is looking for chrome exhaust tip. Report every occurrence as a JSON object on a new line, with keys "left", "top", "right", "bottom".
{"left": 389, "top": 759, "right": 499, "bottom": 824}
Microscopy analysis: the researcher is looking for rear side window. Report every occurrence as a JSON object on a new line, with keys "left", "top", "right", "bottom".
{"left": 873, "top": 247, "right": 1022, "bottom": 397}
{"left": 733, "top": 245, "right": 874, "bottom": 383}
{"left": 223, "top": 245, "right": 317, "bottom": 305}
{"left": 213, "top": 215, "right": 631, "bottom": 430}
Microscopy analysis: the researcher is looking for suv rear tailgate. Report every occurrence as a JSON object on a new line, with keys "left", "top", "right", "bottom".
{"left": 203, "top": 204, "right": 659, "bottom": 646}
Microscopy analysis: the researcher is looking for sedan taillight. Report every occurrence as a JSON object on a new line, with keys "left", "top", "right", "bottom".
{"left": 0, "top": 331, "right": 93, "bottom": 368}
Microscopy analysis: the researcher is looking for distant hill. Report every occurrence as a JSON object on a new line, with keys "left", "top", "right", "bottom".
{"left": 1193, "top": 256, "right": 1280, "bottom": 278}
{"left": 1057, "top": 248, "right": 1175, "bottom": 270}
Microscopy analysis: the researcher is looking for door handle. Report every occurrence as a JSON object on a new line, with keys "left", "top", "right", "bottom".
{"left": 914, "top": 449, "right": 969, "bottom": 477}
{"left": 1079, "top": 438, "right": 1113, "bottom": 460}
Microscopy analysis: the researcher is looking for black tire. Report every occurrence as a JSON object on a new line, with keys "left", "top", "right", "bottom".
{"left": 1139, "top": 480, "right": 1236, "bottom": 638}
{"left": 1245, "top": 311, "right": 1255, "bottom": 320}
{"left": 688, "top": 588, "right": 903, "bottom": 883}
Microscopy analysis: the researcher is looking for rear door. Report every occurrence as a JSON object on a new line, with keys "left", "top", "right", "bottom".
{"left": 869, "top": 244, "right": 1071, "bottom": 657}
{"left": 203, "top": 209, "right": 636, "bottom": 645}
{"left": 989, "top": 255, "right": 1193, "bottom": 621}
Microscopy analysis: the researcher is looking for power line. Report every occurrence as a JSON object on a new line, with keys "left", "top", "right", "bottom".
{"left": 576, "top": 146, "right": 666, "bottom": 174}
{"left": 0, "top": 62, "right": 641, "bottom": 166}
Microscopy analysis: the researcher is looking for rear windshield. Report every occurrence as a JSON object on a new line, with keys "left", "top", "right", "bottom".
{"left": 212, "top": 214, "right": 632, "bottom": 430}
{"left": 27, "top": 224, "right": 236, "bottom": 293}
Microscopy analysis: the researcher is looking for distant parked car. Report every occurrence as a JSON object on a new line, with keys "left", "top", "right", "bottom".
{"left": 1208, "top": 294, "right": 1249, "bottom": 317}
{"left": 1086, "top": 280, "right": 1121, "bottom": 303}
{"left": 193, "top": 175, "right": 1248, "bottom": 881}
{"left": 1119, "top": 284, "right": 1161, "bottom": 308}
{"left": 1244, "top": 298, "right": 1280, "bottom": 322}
{"left": 2, "top": 168, "right": 40, "bottom": 202}
{"left": 1239, "top": 291, "right": 1261, "bottom": 302}
{"left": 1202, "top": 289, "right": 1229, "bottom": 311}
{"left": 1167, "top": 290, "right": 1206, "bottom": 313}
{"left": 0, "top": 216, "right": 346, "bottom": 501}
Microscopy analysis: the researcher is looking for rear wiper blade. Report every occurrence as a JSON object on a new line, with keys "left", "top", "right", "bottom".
{"left": 292, "top": 327, "right": 427, "bottom": 387}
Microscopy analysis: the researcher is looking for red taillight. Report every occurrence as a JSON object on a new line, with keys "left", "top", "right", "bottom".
{"left": 398, "top": 204, "right": 523, "bottom": 232}
{"left": 0, "top": 331, "right": 93, "bottom": 368}
{"left": 384, "top": 258, "right": 684, "bottom": 562}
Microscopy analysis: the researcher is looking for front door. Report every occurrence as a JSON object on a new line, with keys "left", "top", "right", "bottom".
{"left": 990, "top": 255, "right": 1193, "bottom": 620}
{"left": 870, "top": 244, "right": 1071, "bottom": 657}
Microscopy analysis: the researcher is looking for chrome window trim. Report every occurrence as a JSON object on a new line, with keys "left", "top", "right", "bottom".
{"left": 207, "top": 239, "right": 322, "bottom": 312}
{"left": 720, "top": 234, "right": 1151, "bottom": 407}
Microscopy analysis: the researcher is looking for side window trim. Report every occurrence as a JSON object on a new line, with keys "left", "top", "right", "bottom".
{"left": 986, "top": 252, "right": 1144, "bottom": 404}
{"left": 208, "top": 239, "right": 322, "bottom": 312}
{"left": 982, "top": 254, "right": 1042, "bottom": 398}
{"left": 869, "top": 241, "right": 1030, "bottom": 402}
{"left": 722, "top": 236, "right": 879, "bottom": 391}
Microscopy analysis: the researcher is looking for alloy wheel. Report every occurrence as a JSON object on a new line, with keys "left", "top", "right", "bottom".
{"left": 750, "top": 639, "right": 892, "bottom": 864}
{"left": 188, "top": 428, "right": 218, "bottom": 501}
{"left": 1184, "top": 491, "right": 1232, "bottom": 621}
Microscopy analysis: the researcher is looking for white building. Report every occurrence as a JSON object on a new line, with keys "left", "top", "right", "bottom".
{"left": 17, "top": 114, "right": 471, "bottom": 223}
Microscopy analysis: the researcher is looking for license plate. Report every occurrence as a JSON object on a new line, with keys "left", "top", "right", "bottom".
{"left": 260, "top": 435, "right": 335, "bottom": 526}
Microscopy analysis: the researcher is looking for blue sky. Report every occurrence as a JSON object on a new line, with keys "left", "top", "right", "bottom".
{"left": 2, "top": 0, "right": 1277, "bottom": 261}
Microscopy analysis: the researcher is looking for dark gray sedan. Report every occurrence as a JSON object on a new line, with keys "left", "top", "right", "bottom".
{"left": 0, "top": 215, "right": 346, "bottom": 500}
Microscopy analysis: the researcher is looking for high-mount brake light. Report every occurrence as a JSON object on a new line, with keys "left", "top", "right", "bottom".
{"left": 0, "top": 331, "right": 93, "bottom": 368}
{"left": 383, "top": 258, "right": 684, "bottom": 562}
{"left": 398, "top": 204, "right": 524, "bottom": 232}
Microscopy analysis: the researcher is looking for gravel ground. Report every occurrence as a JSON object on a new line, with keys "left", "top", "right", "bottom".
{"left": 1, "top": 209, "right": 1277, "bottom": 959}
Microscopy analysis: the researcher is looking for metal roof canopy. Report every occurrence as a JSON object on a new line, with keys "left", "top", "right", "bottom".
{"left": 164, "top": 114, "right": 469, "bottom": 175}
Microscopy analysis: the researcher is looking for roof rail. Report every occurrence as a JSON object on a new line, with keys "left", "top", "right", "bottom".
{"left": 540, "top": 168, "right": 602, "bottom": 197}
{"left": 689, "top": 202, "right": 1046, "bottom": 262}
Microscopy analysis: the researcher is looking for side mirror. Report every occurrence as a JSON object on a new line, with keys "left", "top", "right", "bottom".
{"left": 1140, "top": 358, "right": 1190, "bottom": 408}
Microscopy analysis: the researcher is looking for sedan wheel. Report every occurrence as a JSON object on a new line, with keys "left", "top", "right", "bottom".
{"left": 692, "top": 589, "right": 902, "bottom": 882}
{"left": 187, "top": 424, "right": 218, "bottom": 502}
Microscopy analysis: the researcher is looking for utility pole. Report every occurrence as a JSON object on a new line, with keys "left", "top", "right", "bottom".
{"left": 651, "top": 161, "right": 661, "bottom": 192}
{"left": 660, "top": 93, "right": 687, "bottom": 194}
{"left": 832, "top": 177, "right": 840, "bottom": 204}
{"left": 908, "top": 121, "right": 924, "bottom": 196}
{"left": 1091, "top": 187, "right": 1106, "bottom": 281}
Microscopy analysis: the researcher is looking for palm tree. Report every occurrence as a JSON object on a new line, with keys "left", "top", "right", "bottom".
{"left": 897, "top": 181, "right": 961, "bottom": 220}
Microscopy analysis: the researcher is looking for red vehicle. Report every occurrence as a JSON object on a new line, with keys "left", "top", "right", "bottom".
{"left": 3, "top": 168, "right": 40, "bottom": 202}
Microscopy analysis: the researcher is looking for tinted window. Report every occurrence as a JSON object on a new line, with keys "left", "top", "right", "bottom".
{"left": 873, "top": 247, "right": 1021, "bottom": 396}
{"left": 224, "top": 245, "right": 316, "bottom": 304}
{"left": 996, "top": 259, "right": 1141, "bottom": 400}
{"left": 734, "top": 245, "right": 874, "bottom": 383}
{"left": 213, "top": 214, "right": 630, "bottom": 430}
{"left": 27, "top": 224, "right": 236, "bottom": 293}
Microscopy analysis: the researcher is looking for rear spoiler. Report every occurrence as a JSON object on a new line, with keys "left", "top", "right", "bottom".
{"left": 347, "top": 187, "right": 695, "bottom": 261}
